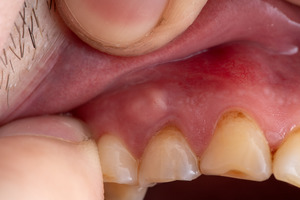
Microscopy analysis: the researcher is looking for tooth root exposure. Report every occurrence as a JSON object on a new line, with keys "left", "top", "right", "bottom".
{"left": 200, "top": 111, "right": 272, "bottom": 182}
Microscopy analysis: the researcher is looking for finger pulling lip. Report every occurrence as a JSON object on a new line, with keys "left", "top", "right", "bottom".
{"left": 2, "top": 0, "right": 300, "bottom": 125}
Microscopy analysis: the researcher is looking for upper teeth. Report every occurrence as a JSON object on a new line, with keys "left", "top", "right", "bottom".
{"left": 104, "top": 183, "right": 147, "bottom": 200}
{"left": 97, "top": 110, "right": 300, "bottom": 199}
{"left": 200, "top": 111, "right": 272, "bottom": 181}
{"left": 98, "top": 134, "right": 138, "bottom": 185}
{"left": 273, "top": 127, "right": 300, "bottom": 188}
{"left": 139, "top": 127, "right": 200, "bottom": 186}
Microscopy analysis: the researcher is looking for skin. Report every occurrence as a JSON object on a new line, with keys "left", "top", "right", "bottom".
{"left": 0, "top": 0, "right": 299, "bottom": 199}
{"left": 0, "top": 1, "right": 104, "bottom": 199}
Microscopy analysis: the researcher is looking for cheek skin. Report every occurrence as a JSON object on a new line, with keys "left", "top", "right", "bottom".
{"left": 0, "top": 0, "right": 23, "bottom": 49}
{"left": 0, "top": 0, "right": 67, "bottom": 122}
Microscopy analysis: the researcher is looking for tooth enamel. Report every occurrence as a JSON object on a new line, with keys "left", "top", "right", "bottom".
{"left": 273, "top": 128, "right": 300, "bottom": 188}
{"left": 139, "top": 127, "right": 200, "bottom": 186}
{"left": 104, "top": 183, "right": 147, "bottom": 200}
{"left": 200, "top": 111, "right": 272, "bottom": 181}
{"left": 98, "top": 134, "right": 138, "bottom": 184}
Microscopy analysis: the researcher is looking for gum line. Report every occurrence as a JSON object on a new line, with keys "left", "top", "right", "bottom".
{"left": 74, "top": 42, "right": 300, "bottom": 157}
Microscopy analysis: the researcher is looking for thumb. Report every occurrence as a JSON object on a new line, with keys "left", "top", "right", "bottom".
{"left": 57, "top": 0, "right": 208, "bottom": 56}
{"left": 0, "top": 116, "right": 104, "bottom": 200}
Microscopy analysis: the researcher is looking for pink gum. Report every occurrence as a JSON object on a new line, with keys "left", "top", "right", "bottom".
{"left": 74, "top": 43, "right": 300, "bottom": 158}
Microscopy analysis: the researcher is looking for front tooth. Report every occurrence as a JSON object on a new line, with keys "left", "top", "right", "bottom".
{"left": 273, "top": 128, "right": 300, "bottom": 188}
{"left": 104, "top": 183, "right": 147, "bottom": 200}
{"left": 98, "top": 134, "right": 138, "bottom": 184}
{"left": 139, "top": 127, "right": 200, "bottom": 186}
{"left": 200, "top": 111, "right": 272, "bottom": 181}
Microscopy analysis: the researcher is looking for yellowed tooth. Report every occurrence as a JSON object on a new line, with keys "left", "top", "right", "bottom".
{"left": 200, "top": 111, "right": 272, "bottom": 181}
{"left": 139, "top": 127, "right": 200, "bottom": 186}
{"left": 273, "top": 128, "right": 300, "bottom": 188}
{"left": 104, "top": 183, "right": 147, "bottom": 200}
{"left": 98, "top": 134, "right": 138, "bottom": 184}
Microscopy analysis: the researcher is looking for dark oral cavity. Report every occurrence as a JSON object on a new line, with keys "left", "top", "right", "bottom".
{"left": 2, "top": 0, "right": 300, "bottom": 154}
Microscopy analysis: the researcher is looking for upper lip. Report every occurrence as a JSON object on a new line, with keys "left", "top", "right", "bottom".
{"left": 2, "top": 0, "right": 300, "bottom": 125}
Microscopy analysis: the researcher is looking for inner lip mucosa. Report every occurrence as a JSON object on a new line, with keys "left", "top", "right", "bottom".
{"left": 73, "top": 40, "right": 299, "bottom": 156}
{"left": 9, "top": 0, "right": 300, "bottom": 125}
{"left": 72, "top": 0, "right": 300, "bottom": 198}
{"left": 4, "top": 0, "right": 300, "bottom": 198}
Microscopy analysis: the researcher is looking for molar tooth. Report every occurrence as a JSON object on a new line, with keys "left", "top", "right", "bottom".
{"left": 98, "top": 134, "right": 138, "bottom": 184}
{"left": 273, "top": 128, "right": 300, "bottom": 188}
{"left": 139, "top": 127, "right": 200, "bottom": 186}
{"left": 104, "top": 183, "right": 147, "bottom": 200}
{"left": 200, "top": 111, "right": 272, "bottom": 181}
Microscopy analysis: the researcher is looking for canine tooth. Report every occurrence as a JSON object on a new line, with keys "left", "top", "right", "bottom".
{"left": 200, "top": 111, "right": 272, "bottom": 181}
{"left": 104, "top": 183, "right": 147, "bottom": 200}
{"left": 273, "top": 128, "right": 300, "bottom": 188}
{"left": 98, "top": 134, "right": 138, "bottom": 184}
{"left": 139, "top": 127, "right": 200, "bottom": 186}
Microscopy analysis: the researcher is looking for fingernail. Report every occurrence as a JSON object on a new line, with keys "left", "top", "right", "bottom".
{"left": 57, "top": 0, "right": 208, "bottom": 56}
{"left": 60, "top": 0, "right": 168, "bottom": 46}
